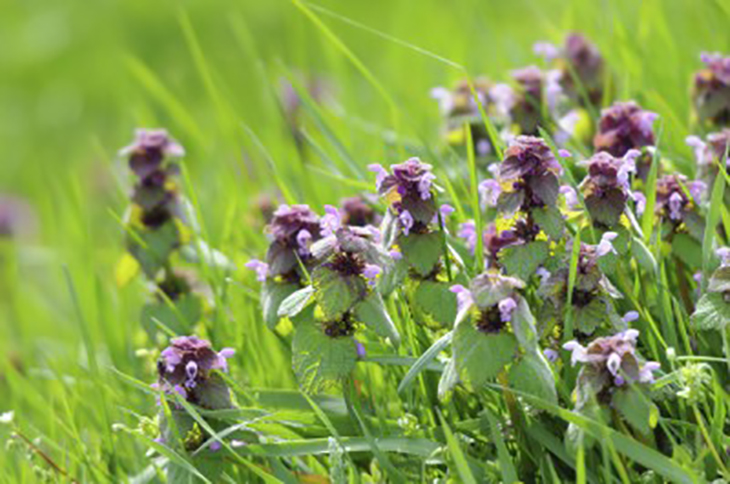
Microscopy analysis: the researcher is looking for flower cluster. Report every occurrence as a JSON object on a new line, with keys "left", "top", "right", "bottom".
{"left": 686, "top": 129, "right": 730, "bottom": 198}
{"left": 579, "top": 150, "right": 639, "bottom": 227}
{"left": 259, "top": 204, "right": 321, "bottom": 281}
{"left": 451, "top": 271, "right": 525, "bottom": 331}
{"left": 510, "top": 66, "right": 550, "bottom": 136}
{"left": 494, "top": 136, "right": 562, "bottom": 215}
{"left": 155, "top": 336, "right": 235, "bottom": 409}
{"left": 593, "top": 101, "right": 658, "bottom": 157}
{"left": 564, "top": 330, "right": 660, "bottom": 406}
{"left": 369, "top": 158, "right": 437, "bottom": 235}
{"left": 122, "top": 129, "right": 185, "bottom": 229}
{"left": 654, "top": 174, "right": 705, "bottom": 224}
{"left": 431, "top": 78, "right": 514, "bottom": 157}
{"left": 692, "top": 52, "right": 730, "bottom": 126}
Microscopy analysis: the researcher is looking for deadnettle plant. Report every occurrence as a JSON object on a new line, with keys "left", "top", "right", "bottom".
{"left": 653, "top": 174, "right": 706, "bottom": 240}
{"left": 443, "top": 271, "right": 557, "bottom": 404}
{"left": 538, "top": 235, "right": 625, "bottom": 346}
{"left": 246, "top": 204, "right": 321, "bottom": 329}
{"left": 510, "top": 66, "right": 551, "bottom": 136}
{"left": 579, "top": 150, "right": 639, "bottom": 227}
{"left": 278, "top": 224, "right": 399, "bottom": 393}
{"left": 691, "top": 248, "right": 730, "bottom": 332}
{"left": 692, "top": 52, "right": 730, "bottom": 126}
{"left": 560, "top": 33, "right": 605, "bottom": 107}
{"left": 593, "top": 101, "right": 658, "bottom": 157}
{"left": 120, "top": 129, "right": 187, "bottom": 279}
{"left": 563, "top": 330, "right": 660, "bottom": 438}
{"left": 431, "top": 78, "right": 514, "bottom": 158}
{"left": 686, "top": 129, "right": 730, "bottom": 204}
{"left": 154, "top": 336, "right": 236, "bottom": 451}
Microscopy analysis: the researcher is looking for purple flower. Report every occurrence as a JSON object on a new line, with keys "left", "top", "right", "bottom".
{"left": 265, "top": 205, "right": 321, "bottom": 277}
{"left": 489, "top": 83, "right": 516, "bottom": 118}
{"left": 0, "top": 196, "right": 36, "bottom": 239}
{"left": 563, "top": 329, "right": 658, "bottom": 387}
{"left": 450, "top": 284, "right": 474, "bottom": 314}
{"left": 622, "top": 311, "right": 640, "bottom": 323}
{"left": 157, "top": 336, "right": 235, "bottom": 409}
{"left": 594, "top": 101, "right": 657, "bottom": 157}
{"left": 320, "top": 205, "right": 342, "bottom": 237}
{"left": 536, "top": 267, "right": 551, "bottom": 284}
{"left": 368, "top": 164, "right": 388, "bottom": 191}
{"left": 355, "top": 341, "right": 366, "bottom": 359}
{"left": 399, "top": 210, "right": 414, "bottom": 236}
{"left": 694, "top": 53, "right": 730, "bottom": 125}
{"left": 389, "top": 248, "right": 403, "bottom": 260}
{"left": 245, "top": 259, "right": 269, "bottom": 282}
{"left": 544, "top": 348, "right": 559, "bottom": 362}
{"left": 632, "top": 191, "right": 646, "bottom": 215}
{"left": 561, "top": 33, "right": 605, "bottom": 107}
{"left": 579, "top": 151, "right": 636, "bottom": 226}
{"left": 498, "top": 297, "right": 517, "bottom": 322}
{"left": 373, "top": 158, "right": 438, "bottom": 230}
{"left": 496, "top": 136, "right": 562, "bottom": 214}
{"left": 533, "top": 41, "right": 559, "bottom": 61}
{"left": 439, "top": 204, "right": 455, "bottom": 219}
{"left": 595, "top": 232, "right": 618, "bottom": 258}
{"left": 560, "top": 185, "right": 578, "bottom": 209}
{"left": 717, "top": 247, "right": 730, "bottom": 267}
{"left": 510, "top": 67, "right": 546, "bottom": 135}
{"left": 210, "top": 441, "right": 222, "bottom": 452}
{"left": 363, "top": 264, "right": 382, "bottom": 287}
{"left": 458, "top": 221, "right": 478, "bottom": 253}
{"left": 340, "top": 196, "right": 380, "bottom": 227}
{"left": 655, "top": 174, "right": 702, "bottom": 224}
{"left": 558, "top": 149, "right": 572, "bottom": 158}
{"left": 479, "top": 179, "right": 501, "bottom": 208}
{"left": 121, "top": 129, "right": 184, "bottom": 179}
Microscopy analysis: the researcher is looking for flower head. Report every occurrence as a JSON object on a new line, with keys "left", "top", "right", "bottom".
{"left": 245, "top": 259, "right": 269, "bottom": 282}
{"left": 265, "top": 204, "right": 321, "bottom": 277}
{"left": 579, "top": 150, "right": 637, "bottom": 226}
{"left": 561, "top": 33, "right": 605, "bottom": 106}
{"left": 510, "top": 66, "right": 548, "bottom": 135}
{"left": 496, "top": 136, "right": 562, "bottom": 215}
{"left": 654, "top": 174, "right": 705, "bottom": 224}
{"left": 121, "top": 129, "right": 184, "bottom": 179}
{"left": 593, "top": 101, "right": 657, "bottom": 157}
{"left": 693, "top": 52, "right": 730, "bottom": 125}
{"left": 340, "top": 196, "right": 380, "bottom": 227}
{"left": 564, "top": 330, "right": 659, "bottom": 387}
{"left": 372, "top": 158, "right": 438, "bottom": 235}
{"left": 157, "top": 336, "right": 235, "bottom": 408}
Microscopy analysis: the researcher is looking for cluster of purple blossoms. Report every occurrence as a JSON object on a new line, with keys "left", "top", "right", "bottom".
{"left": 339, "top": 196, "right": 381, "bottom": 227}
{"left": 493, "top": 136, "right": 563, "bottom": 216}
{"left": 155, "top": 336, "right": 235, "bottom": 409}
{"left": 369, "top": 158, "right": 437, "bottom": 236}
{"left": 686, "top": 129, "right": 730, "bottom": 197}
{"left": 510, "top": 66, "right": 551, "bottom": 136}
{"left": 593, "top": 101, "right": 658, "bottom": 157}
{"left": 534, "top": 33, "right": 605, "bottom": 108}
{"left": 654, "top": 174, "right": 706, "bottom": 223}
{"left": 579, "top": 150, "right": 639, "bottom": 227}
{"left": 121, "top": 129, "right": 185, "bottom": 229}
{"left": 564, "top": 330, "right": 660, "bottom": 392}
{"left": 248, "top": 204, "right": 321, "bottom": 282}
{"left": 450, "top": 271, "right": 524, "bottom": 333}
{"left": 693, "top": 52, "right": 730, "bottom": 126}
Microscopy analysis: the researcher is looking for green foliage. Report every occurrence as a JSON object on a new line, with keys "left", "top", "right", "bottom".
{"left": 398, "top": 231, "right": 443, "bottom": 277}
{"left": 499, "top": 241, "right": 549, "bottom": 281}
{"left": 292, "top": 321, "right": 358, "bottom": 393}
{"left": 452, "top": 316, "right": 518, "bottom": 388}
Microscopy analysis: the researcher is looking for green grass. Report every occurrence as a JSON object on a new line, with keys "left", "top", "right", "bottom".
{"left": 1, "top": 0, "right": 730, "bottom": 482}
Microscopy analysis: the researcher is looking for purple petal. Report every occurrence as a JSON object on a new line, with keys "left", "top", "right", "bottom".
{"left": 498, "top": 297, "right": 517, "bottom": 323}
{"left": 399, "top": 210, "right": 414, "bottom": 236}
{"left": 622, "top": 311, "right": 639, "bottom": 323}
{"left": 245, "top": 259, "right": 269, "bottom": 282}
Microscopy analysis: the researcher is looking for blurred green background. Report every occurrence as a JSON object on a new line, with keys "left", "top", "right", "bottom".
{"left": 1, "top": 0, "right": 729, "bottom": 480}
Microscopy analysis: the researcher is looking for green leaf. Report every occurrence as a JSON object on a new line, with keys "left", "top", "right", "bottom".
{"left": 508, "top": 353, "right": 557, "bottom": 405}
{"left": 584, "top": 189, "right": 626, "bottom": 227}
{"left": 691, "top": 292, "right": 730, "bottom": 331}
{"left": 631, "top": 236, "right": 658, "bottom": 273}
{"left": 438, "top": 358, "right": 459, "bottom": 399}
{"left": 438, "top": 411, "right": 478, "bottom": 484}
{"left": 399, "top": 231, "right": 443, "bottom": 277}
{"left": 498, "top": 241, "right": 549, "bottom": 281}
{"left": 261, "top": 281, "right": 300, "bottom": 330}
{"left": 398, "top": 331, "right": 453, "bottom": 394}
{"left": 233, "top": 436, "right": 440, "bottom": 458}
{"left": 532, "top": 205, "right": 565, "bottom": 240}
{"left": 573, "top": 297, "right": 615, "bottom": 336}
{"left": 511, "top": 296, "right": 538, "bottom": 352}
{"left": 292, "top": 322, "right": 357, "bottom": 393}
{"left": 709, "top": 266, "right": 730, "bottom": 293}
{"left": 277, "top": 286, "right": 315, "bottom": 318}
{"left": 612, "top": 385, "right": 657, "bottom": 436}
{"left": 453, "top": 319, "right": 517, "bottom": 388}
{"left": 312, "top": 266, "right": 365, "bottom": 320}
{"left": 412, "top": 280, "right": 457, "bottom": 327}
{"left": 671, "top": 233, "right": 703, "bottom": 268}
{"left": 128, "top": 221, "right": 180, "bottom": 278}
{"left": 353, "top": 290, "right": 400, "bottom": 346}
